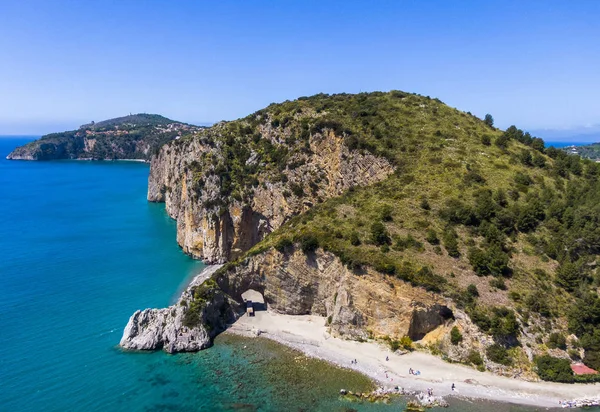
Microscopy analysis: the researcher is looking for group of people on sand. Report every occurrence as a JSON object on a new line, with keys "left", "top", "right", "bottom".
{"left": 408, "top": 367, "right": 421, "bottom": 375}
{"left": 350, "top": 359, "right": 358, "bottom": 365}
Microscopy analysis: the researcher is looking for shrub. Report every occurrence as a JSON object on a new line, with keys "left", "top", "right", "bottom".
{"left": 514, "top": 171, "right": 533, "bottom": 186}
{"left": 300, "top": 235, "right": 319, "bottom": 254}
{"left": 425, "top": 229, "right": 439, "bottom": 245}
{"left": 568, "top": 349, "right": 581, "bottom": 361}
{"left": 495, "top": 134, "right": 509, "bottom": 149}
{"left": 535, "top": 355, "right": 574, "bottom": 383}
{"left": 468, "top": 244, "right": 510, "bottom": 276}
{"left": 470, "top": 308, "right": 491, "bottom": 332}
{"left": 420, "top": 198, "right": 431, "bottom": 210}
{"left": 380, "top": 205, "right": 393, "bottom": 221}
{"left": 467, "top": 350, "right": 484, "bottom": 366}
{"left": 490, "top": 307, "right": 520, "bottom": 342}
{"left": 289, "top": 183, "right": 304, "bottom": 197}
{"left": 394, "top": 234, "right": 423, "bottom": 251}
{"left": 532, "top": 153, "right": 546, "bottom": 168}
{"left": 481, "top": 134, "right": 491, "bottom": 146}
{"left": 443, "top": 229, "right": 460, "bottom": 257}
{"left": 413, "top": 266, "right": 446, "bottom": 293}
{"left": 467, "top": 284, "right": 479, "bottom": 297}
{"left": 489, "top": 277, "right": 507, "bottom": 290}
{"left": 450, "top": 326, "right": 463, "bottom": 345}
{"left": 350, "top": 231, "right": 361, "bottom": 246}
{"left": 486, "top": 344, "right": 511, "bottom": 366}
{"left": 464, "top": 170, "right": 486, "bottom": 185}
{"left": 371, "top": 222, "right": 391, "bottom": 245}
{"left": 400, "top": 336, "right": 413, "bottom": 350}
{"left": 525, "top": 292, "right": 551, "bottom": 318}
{"left": 547, "top": 333, "right": 567, "bottom": 350}
{"left": 274, "top": 237, "right": 293, "bottom": 253}
{"left": 440, "top": 199, "right": 476, "bottom": 225}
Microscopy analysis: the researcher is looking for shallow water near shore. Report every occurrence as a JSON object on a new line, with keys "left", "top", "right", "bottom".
{"left": 0, "top": 137, "right": 588, "bottom": 411}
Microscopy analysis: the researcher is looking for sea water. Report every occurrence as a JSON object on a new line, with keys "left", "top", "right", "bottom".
{"left": 0, "top": 137, "right": 568, "bottom": 411}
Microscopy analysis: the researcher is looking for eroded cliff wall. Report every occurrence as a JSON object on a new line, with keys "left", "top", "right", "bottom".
{"left": 120, "top": 248, "right": 453, "bottom": 352}
{"left": 148, "top": 129, "right": 394, "bottom": 263}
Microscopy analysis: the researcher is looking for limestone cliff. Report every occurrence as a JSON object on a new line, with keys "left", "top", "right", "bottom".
{"left": 214, "top": 248, "right": 453, "bottom": 341}
{"left": 148, "top": 123, "right": 394, "bottom": 263}
{"left": 120, "top": 248, "right": 453, "bottom": 352}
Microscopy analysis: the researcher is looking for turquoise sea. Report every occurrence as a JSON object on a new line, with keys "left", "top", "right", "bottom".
{"left": 0, "top": 137, "right": 567, "bottom": 411}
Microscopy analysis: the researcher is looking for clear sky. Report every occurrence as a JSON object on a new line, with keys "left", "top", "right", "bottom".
{"left": 1, "top": 0, "right": 599, "bottom": 138}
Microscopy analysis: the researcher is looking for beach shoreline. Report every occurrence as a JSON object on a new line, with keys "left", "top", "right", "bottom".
{"left": 225, "top": 309, "right": 599, "bottom": 409}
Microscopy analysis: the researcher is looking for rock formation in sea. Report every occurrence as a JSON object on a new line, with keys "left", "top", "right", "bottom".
{"left": 120, "top": 265, "right": 230, "bottom": 353}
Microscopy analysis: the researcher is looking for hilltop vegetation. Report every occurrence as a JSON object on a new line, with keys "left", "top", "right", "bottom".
{"left": 163, "top": 91, "right": 600, "bottom": 380}
{"left": 7, "top": 113, "right": 202, "bottom": 161}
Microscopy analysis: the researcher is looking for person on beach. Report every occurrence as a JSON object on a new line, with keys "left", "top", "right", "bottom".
{"left": 386, "top": 356, "right": 389, "bottom": 361}
{"left": 409, "top": 367, "right": 413, "bottom": 375}
{"left": 451, "top": 383, "right": 455, "bottom": 391}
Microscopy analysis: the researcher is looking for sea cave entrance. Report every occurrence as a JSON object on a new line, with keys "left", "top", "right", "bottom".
{"left": 241, "top": 289, "right": 266, "bottom": 316}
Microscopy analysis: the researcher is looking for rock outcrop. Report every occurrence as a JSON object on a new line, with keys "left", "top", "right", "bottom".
{"left": 120, "top": 248, "right": 453, "bottom": 352}
{"left": 148, "top": 128, "right": 394, "bottom": 263}
{"left": 120, "top": 265, "right": 230, "bottom": 353}
{"left": 213, "top": 248, "right": 452, "bottom": 340}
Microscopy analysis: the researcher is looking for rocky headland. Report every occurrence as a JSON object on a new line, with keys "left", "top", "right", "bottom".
{"left": 7, "top": 114, "right": 203, "bottom": 161}
{"left": 118, "top": 91, "right": 600, "bottom": 400}
{"left": 120, "top": 265, "right": 225, "bottom": 352}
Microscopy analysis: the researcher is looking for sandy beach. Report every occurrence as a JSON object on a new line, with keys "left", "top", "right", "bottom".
{"left": 226, "top": 306, "right": 600, "bottom": 408}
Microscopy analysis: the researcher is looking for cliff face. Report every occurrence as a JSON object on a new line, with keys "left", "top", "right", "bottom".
{"left": 120, "top": 265, "right": 231, "bottom": 353}
{"left": 215, "top": 248, "right": 452, "bottom": 341}
{"left": 148, "top": 128, "right": 394, "bottom": 263}
{"left": 6, "top": 114, "right": 200, "bottom": 161}
{"left": 120, "top": 248, "right": 452, "bottom": 352}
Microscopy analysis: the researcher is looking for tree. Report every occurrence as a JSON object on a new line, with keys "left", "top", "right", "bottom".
{"left": 531, "top": 137, "right": 545, "bottom": 152}
{"left": 556, "top": 261, "right": 580, "bottom": 292}
{"left": 468, "top": 244, "right": 509, "bottom": 276}
{"left": 495, "top": 134, "right": 509, "bottom": 148}
{"left": 535, "top": 356, "right": 574, "bottom": 383}
{"left": 484, "top": 114, "right": 494, "bottom": 127}
{"left": 443, "top": 229, "right": 460, "bottom": 257}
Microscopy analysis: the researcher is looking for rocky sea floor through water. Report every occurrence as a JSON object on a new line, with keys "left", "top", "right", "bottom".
{"left": 131, "top": 333, "right": 571, "bottom": 412}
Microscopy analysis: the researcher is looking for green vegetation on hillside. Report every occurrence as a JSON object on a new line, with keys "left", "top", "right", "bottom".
{"left": 175, "top": 91, "right": 600, "bottom": 378}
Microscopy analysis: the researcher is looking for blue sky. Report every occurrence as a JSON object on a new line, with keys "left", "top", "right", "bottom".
{"left": 1, "top": 0, "right": 599, "bottom": 139}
